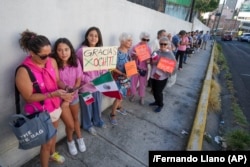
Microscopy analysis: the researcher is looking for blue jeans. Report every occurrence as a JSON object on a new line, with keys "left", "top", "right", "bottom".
{"left": 79, "top": 91, "right": 104, "bottom": 130}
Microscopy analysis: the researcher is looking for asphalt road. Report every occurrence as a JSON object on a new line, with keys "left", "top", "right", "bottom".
{"left": 217, "top": 38, "right": 250, "bottom": 123}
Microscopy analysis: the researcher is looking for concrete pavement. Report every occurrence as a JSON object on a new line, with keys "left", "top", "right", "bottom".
{"left": 21, "top": 41, "right": 212, "bottom": 167}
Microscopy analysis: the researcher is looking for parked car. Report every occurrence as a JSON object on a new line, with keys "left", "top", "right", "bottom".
{"left": 221, "top": 33, "right": 232, "bottom": 41}
{"left": 247, "top": 36, "right": 250, "bottom": 43}
{"left": 237, "top": 33, "right": 250, "bottom": 42}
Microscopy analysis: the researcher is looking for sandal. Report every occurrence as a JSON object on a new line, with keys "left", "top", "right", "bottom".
{"left": 109, "top": 114, "right": 118, "bottom": 125}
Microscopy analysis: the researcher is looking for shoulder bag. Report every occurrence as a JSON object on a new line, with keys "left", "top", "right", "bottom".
{"left": 9, "top": 65, "right": 57, "bottom": 150}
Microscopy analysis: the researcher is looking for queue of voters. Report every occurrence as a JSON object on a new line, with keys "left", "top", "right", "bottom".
{"left": 14, "top": 27, "right": 210, "bottom": 167}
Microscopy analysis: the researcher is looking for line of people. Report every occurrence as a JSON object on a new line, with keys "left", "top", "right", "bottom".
{"left": 15, "top": 27, "right": 209, "bottom": 167}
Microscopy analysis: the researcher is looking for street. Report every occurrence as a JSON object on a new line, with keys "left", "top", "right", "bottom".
{"left": 217, "top": 38, "right": 250, "bottom": 123}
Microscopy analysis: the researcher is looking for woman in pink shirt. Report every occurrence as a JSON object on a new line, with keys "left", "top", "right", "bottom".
{"left": 175, "top": 30, "right": 189, "bottom": 70}
{"left": 16, "top": 30, "right": 72, "bottom": 167}
{"left": 129, "top": 32, "right": 151, "bottom": 105}
{"left": 52, "top": 38, "right": 86, "bottom": 156}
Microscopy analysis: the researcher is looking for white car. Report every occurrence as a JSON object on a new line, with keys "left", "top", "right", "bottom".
{"left": 247, "top": 36, "right": 250, "bottom": 43}
{"left": 238, "top": 33, "right": 250, "bottom": 42}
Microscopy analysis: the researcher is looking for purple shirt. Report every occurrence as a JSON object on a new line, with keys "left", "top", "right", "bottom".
{"left": 59, "top": 59, "right": 82, "bottom": 100}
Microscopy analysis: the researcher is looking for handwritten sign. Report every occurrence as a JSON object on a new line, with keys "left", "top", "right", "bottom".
{"left": 83, "top": 46, "right": 118, "bottom": 71}
{"left": 125, "top": 60, "right": 138, "bottom": 77}
{"left": 157, "top": 57, "right": 176, "bottom": 74}
{"left": 135, "top": 44, "right": 150, "bottom": 62}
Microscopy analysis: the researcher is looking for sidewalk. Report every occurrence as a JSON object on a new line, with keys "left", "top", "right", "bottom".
{"left": 22, "top": 42, "right": 212, "bottom": 167}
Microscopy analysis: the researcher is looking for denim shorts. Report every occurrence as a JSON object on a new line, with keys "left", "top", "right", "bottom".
{"left": 70, "top": 96, "right": 79, "bottom": 105}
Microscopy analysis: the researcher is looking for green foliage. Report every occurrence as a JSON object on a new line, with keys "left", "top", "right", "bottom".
{"left": 195, "top": 0, "right": 219, "bottom": 13}
{"left": 226, "top": 129, "right": 250, "bottom": 150}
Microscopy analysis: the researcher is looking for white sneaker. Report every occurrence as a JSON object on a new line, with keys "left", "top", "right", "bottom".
{"left": 67, "top": 140, "right": 78, "bottom": 155}
{"left": 77, "top": 138, "right": 86, "bottom": 152}
{"left": 88, "top": 127, "right": 97, "bottom": 136}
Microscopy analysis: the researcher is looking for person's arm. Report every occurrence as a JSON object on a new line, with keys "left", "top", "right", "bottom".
{"left": 16, "top": 67, "right": 44, "bottom": 103}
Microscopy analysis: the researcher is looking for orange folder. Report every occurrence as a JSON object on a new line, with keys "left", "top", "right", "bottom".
{"left": 157, "top": 57, "right": 176, "bottom": 74}
{"left": 125, "top": 60, "right": 138, "bottom": 77}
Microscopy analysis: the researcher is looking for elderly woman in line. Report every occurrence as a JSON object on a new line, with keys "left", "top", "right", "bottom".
{"left": 109, "top": 32, "right": 133, "bottom": 125}
{"left": 149, "top": 37, "right": 177, "bottom": 112}
{"left": 129, "top": 32, "right": 152, "bottom": 105}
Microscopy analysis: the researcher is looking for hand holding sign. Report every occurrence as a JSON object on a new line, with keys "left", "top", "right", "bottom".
{"left": 124, "top": 60, "right": 138, "bottom": 77}
{"left": 157, "top": 57, "right": 176, "bottom": 74}
{"left": 135, "top": 44, "right": 150, "bottom": 62}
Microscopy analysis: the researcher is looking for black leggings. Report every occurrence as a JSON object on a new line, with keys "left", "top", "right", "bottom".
{"left": 175, "top": 50, "right": 186, "bottom": 68}
{"left": 151, "top": 78, "right": 168, "bottom": 107}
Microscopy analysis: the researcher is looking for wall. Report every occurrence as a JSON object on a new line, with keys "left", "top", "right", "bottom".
{"left": 0, "top": 0, "right": 209, "bottom": 166}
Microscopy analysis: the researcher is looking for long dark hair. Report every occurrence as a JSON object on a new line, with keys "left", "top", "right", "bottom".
{"left": 19, "top": 29, "right": 51, "bottom": 54}
{"left": 52, "top": 38, "right": 78, "bottom": 69}
{"left": 81, "top": 26, "right": 103, "bottom": 47}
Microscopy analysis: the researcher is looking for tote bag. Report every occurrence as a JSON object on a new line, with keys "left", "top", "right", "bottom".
{"left": 9, "top": 109, "right": 57, "bottom": 150}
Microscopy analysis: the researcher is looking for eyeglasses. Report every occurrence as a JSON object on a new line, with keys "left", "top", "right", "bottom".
{"left": 36, "top": 54, "right": 50, "bottom": 60}
{"left": 142, "top": 38, "right": 150, "bottom": 42}
{"left": 160, "top": 43, "right": 168, "bottom": 46}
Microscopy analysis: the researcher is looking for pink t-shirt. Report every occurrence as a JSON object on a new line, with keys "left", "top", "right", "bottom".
{"left": 59, "top": 59, "right": 82, "bottom": 101}
{"left": 22, "top": 56, "right": 60, "bottom": 114}
{"left": 178, "top": 36, "right": 189, "bottom": 51}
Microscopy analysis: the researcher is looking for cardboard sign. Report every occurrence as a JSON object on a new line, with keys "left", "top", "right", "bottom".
{"left": 157, "top": 57, "right": 176, "bottom": 74}
{"left": 83, "top": 46, "right": 118, "bottom": 71}
{"left": 134, "top": 44, "right": 150, "bottom": 62}
{"left": 124, "top": 60, "right": 138, "bottom": 77}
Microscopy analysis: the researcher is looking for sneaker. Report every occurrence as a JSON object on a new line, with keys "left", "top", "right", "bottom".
{"left": 109, "top": 114, "right": 118, "bottom": 125}
{"left": 88, "top": 127, "right": 97, "bottom": 136}
{"left": 100, "top": 124, "right": 107, "bottom": 129}
{"left": 129, "top": 95, "right": 136, "bottom": 102}
{"left": 76, "top": 138, "right": 86, "bottom": 152}
{"left": 149, "top": 102, "right": 157, "bottom": 106}
{"left": 140, "top": 97, "right": 144, "bottom": 105}
{"left": 50, "top": 152, "right": 65, "bottom": 163}
{"left": 117, "top": 108, "right": 127, "bottom": 115}
{"left": 154, "top": 106, "right": 163, "bottom": 113}
{"left": 67, "top": 140, "right": 78, "bottom": 155}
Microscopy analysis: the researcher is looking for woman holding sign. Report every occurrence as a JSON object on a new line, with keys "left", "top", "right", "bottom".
{"left": 149, "top": 37, "right": 177, "bottom": 112}
{"left": 76, "top": 27, "right": 106, "bottom": 135}
{"left": 129, "top": 32, "right": 152, "bottom": 105}
{"left": 109, "top": 32, "right": 133, "bottom": 125}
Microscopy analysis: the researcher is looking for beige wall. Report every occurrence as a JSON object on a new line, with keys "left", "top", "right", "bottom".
{"left": 0, "top": 0, "right": 209, "bottom": 166}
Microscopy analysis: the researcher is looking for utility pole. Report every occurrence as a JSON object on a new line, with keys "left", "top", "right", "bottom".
{"left": 189, "top": 0, "right": 195, "bottom": 23}
{"left": 215, "top": 0, "right": 226, "bottom": 34}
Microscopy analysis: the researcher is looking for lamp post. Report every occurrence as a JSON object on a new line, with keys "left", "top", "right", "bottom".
{"left": 215, "top": 0, "right": 226, "bottom": 34}
{"left": 189, "top": 0, "right": 195, "bottom": 23}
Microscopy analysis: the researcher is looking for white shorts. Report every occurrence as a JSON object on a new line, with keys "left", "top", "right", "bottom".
{"left": 49, "top": 107, "right": 62, "bottom": 122}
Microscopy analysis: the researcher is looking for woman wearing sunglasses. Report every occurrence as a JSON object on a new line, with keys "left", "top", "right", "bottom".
{"left": 129, "top": 32, "right": 152, "bottom": 105}
{"left": 149, "top": 37, "right": 177, "bottom": 113}
{"left": 16, "top": 30, "right": 73, "bottom": 166}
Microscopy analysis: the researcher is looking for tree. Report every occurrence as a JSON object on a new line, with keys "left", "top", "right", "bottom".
{"left": 194, "top": 0, "right": 220, "bottom": 19}
{"left": 195, "top": 0, "right": 219, "bottom": 12}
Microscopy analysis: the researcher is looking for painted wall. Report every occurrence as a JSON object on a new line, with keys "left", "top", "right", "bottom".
{"left": 0, "top": 0, "right": 209, "bottom": 166}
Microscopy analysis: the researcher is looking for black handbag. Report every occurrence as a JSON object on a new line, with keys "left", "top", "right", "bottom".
{"left": 186, "top": 48, "right": 195, "bottom": 54}
{"left": 9, "top": 65, "right": 57, "bottom": 150}
{"left": 138, "top": 68, "right": 147, "bottom": 77}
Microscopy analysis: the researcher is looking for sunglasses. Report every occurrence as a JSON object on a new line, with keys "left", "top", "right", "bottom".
{"left": 142, "top": 38, "right": 150, "bottom": 42}
{"left": 160, "top": 43, "right": 168, "bottom": 46}
{"left": 36, "top": 54, "right": 50, "bottom": 60}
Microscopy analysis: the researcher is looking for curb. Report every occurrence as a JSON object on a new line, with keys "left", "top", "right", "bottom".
{"left": 186, "top": 42, "right": 215, "bottom": 150}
